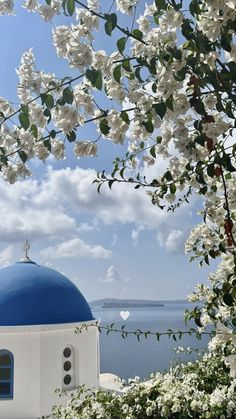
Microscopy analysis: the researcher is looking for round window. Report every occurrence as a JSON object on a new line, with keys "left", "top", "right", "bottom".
{"left": 64, "top": 361, "right": 71, "bottom": 372}
{"left": 64, "top": 374, "right": 71, "bottom": 385}
{"left": 63, "top": 347, "right": 71, "bottom": 358}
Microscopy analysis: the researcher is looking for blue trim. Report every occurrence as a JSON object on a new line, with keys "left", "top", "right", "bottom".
{"left": 0, "top": 350, "right": 14, "bottom": 399}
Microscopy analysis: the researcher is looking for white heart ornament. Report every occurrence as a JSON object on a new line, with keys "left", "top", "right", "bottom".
{"left": 120, "top": 311, "right": 130, "bottom": 320}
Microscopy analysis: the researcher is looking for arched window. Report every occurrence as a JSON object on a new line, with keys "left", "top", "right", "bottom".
{"left": 0, "top": 350, "right": 14, "bottom": 399}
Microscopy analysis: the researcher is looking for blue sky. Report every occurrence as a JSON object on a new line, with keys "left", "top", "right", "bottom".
{"left": 0, "top": 3, "right": 215, "bottom": 301}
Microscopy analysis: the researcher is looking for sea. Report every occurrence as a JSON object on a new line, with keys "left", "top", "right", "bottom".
{"left": 92, "top": 302, "right": 209, "bottom": 380}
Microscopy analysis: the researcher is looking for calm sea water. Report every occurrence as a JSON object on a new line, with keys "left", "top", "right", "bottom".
{"left": 92, "top": 303, "right": 209, "bottom": 380}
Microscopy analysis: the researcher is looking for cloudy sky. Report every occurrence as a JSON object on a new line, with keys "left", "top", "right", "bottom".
{"left": 0, "top": 4, "right": 214, "bottom": 301}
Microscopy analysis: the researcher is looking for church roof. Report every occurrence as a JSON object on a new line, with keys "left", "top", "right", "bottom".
{"left": 0, "top": 260, "right": 94, "bottom": 326}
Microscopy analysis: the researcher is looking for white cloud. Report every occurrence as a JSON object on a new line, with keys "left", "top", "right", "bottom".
{"left": 158, "top": 229, "right": 185, "bottom": 253}
{"left": 0, "top": 177, "right": 76, "bottom": 242}
{"left": 42, "top": 238, "right": 112, "bottom": 260}
{"left": 0, "top": 245, "right": 13, "bottom": 267}
{"left": 99, "top": 265, "right": 120, "bottom": 283}
{"left": 0, "top": 165, "right": 195, "bottom": 255}
{"left": 131, "top": 226, "right": 145, "bottom": 245}
{"left": 111, "top": 233, "right": 118, "bottom": 246}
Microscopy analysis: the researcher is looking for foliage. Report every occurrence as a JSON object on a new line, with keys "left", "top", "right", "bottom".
{"left": 1, "top": 0, "right": 236, "bottom": 414}
{"left": 51, "top": 351, "right": 236, "bottom": 418}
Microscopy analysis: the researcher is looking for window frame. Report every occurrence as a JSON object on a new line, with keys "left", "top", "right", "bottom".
{"left": 0, "top": 349, "right": 14, "bottom": 400}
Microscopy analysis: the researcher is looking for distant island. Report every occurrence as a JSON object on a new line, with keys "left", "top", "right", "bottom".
{"left": 89, "top": 298, "right": 189, "bottom": 309}
{"left": 104, "top": 301, "right": 164, "bottom": 308}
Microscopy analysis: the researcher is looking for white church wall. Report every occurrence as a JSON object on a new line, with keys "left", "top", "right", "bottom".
{"left": 39, "top": 322, "right": 99, "bottom": 417}
{"left": 0, "top": 327, "right": 41, "bottom": 419}
{"left": 0, "top": 321, "right": 99, "bottom": 419}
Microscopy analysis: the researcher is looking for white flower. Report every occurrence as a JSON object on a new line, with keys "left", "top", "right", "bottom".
{"left": 0, "top": 0, "right": 14, "bottom": 15}
{"left": 225, "top": 354, "right": 236, "bottom": 378}
{"left": 35, "top": 143, "right": 49, "bottom": 161}
{"left": 74, "top": 141, "right": 97, "bottom": 158}
{"left": 52, "top": 106, "right": 80, "bottom": 134}
{"left": 203, "top": 51, "right": 219, "bottom": 71}
{"left": 51, "top": 139, "right": 65, "bottom": 160}
{"left": 0, "top": 97, "right": 13, "bottom": 118}
{"left": 2, "top": 165, "right": 17, "bottom": 184}
{"left": 29, "top": 104, "right": 47, "bottom": 128}
{"left": 22, "top": 0, "right": 38, "bottom": 12}
{"left": 116, "top": 0, "right": 138, "bottom": 15}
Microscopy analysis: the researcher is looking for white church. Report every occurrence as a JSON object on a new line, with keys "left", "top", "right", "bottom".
{"left": 0, "top": 241, "right": 101, "bottom": 419}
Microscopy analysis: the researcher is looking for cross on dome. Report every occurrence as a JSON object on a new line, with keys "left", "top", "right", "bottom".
{"left": 19, "top": 239, "right": 34, "bottom": 263}
{"left": 23, "top": 239, "right": 30, "bottom": 259}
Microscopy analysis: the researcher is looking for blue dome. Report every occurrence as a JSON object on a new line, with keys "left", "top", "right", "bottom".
{"left": 0, "top": 260, "right": 94, "bottom": 326}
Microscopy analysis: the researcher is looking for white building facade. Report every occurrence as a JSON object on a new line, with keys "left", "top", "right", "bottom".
{"left": 0, "top": 254, "right": 99, "bottom": 419}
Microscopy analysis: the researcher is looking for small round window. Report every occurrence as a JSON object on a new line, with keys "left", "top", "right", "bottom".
{"left": 63, "top": 347, "right": 71, "bottom": 358}
{"left": 64, "top": 374, "right": 71, "bottom": 385}
{"left": 63, "top": 361, "right": 71, "bottom": 372}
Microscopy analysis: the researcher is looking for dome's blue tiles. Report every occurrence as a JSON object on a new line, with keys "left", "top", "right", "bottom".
{"left": 0, "top": 261, "right": 94, "bottom": 326}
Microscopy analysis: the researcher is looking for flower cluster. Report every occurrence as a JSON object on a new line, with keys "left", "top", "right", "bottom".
{"left": 51, "top": 351, "right": 236, "bottom": 418}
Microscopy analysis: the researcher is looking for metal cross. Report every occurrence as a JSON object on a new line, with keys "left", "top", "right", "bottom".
{"left": 23, "top": 240, "right": 30, "bottom": 258}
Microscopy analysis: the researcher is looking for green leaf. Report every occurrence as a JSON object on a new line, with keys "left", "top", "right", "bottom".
{"left": 18, "top": 150, "right": 27, "bottom": 163}
{"left": 66, "top": 130, "right": 76, "bottom": 142}
{"left": 41, "top": 93, "right": 54, "bottom": 109}
{"left": 190, "top": 97, "right": 206, "bottom": 115}
{"left": 30, "top": 124, "right": 38, "bottom": 139}
{"left": 67, "top": 0, "right": 75, "bottom": 16}
{"left": 132, "top": 29, "right": 143, "bottom": 40}
{"left": 221, "top": 153, "right": 236, "bottom": 172}
{"left": 57, "top": 97, "right": 65, "bottom": 106}
{"left": 194, "top": 315, "right": 203, "bottom": 328}
{"left": 155, "top": 0, "right": 166, "bottom": 12}
{"left": 189, "top": 0, "right": 201, "bottom": 16}
{"left": 135, "top": 67, "right": 143, "bottom": 83}
{"left": 104, "top": 13, "right": 117, "bottom": 36}
{"left": 232, "top": 318, "right": 236, "bottom": 327}
{"left": 86, "top": 68, "right": 103, "bottom": 90}
{"left": 108, "top": 179, "right": 115, "bottom": 189}
{"left": 209, "top": 249, "right": 216, "bottom": 259}
{"left": 207, "top": 163, "right": 215, "bottom": 177}
{"left": 181, "top": 19, "right": 194, "bottom": 40}
{"left": 62, "top": 87, "right": 74, "bottom": 104}
{"left": 196, "top": 170, "right": 206, "bottom": 185}
{"left": 117, "top": 37, "right": 126, "bottom": 55}
{"left": 113, "top": 65, "right": 122, "bottom": 84}
{"left": 150, "top": 146, "right": 156, "bottom": 158}
{"left": 169, "top": 47, "right": 182, "bottom": 61}
{"left": 221, "top": 32, "right": 232, "bottom": 52}
{"left": 153, "top": 102, "right": 167, "bottom": 119}
{"left": 44, "top": 108, "right": 51, "bottom": 123}
{"left": 99, "top": 119, "right": 110, "bottom": 135}
{"left": 45, "top": 94, "right": 54, "bottom": 109}
{"left": 219, "top": 242, "right": 226, "bottom": 253}
{"left": 223, "top": 293, "right": 234, "bottom": 306}
{"left": 19, "top": 113, "right": 30, "bottom": 130}
{"left": 164, "top": 171, "right": 173, "bottom": 181}
{"left": 122, "top": 60, "right": 132, "bottom": 72}
{"left": 170, "top": 183, "right": 176, "bottom": 194}
{"left": 44, "top": 139, "right": 51, "bottom": 151}
{"left": 120, "top": 111, "right": 129, "bottom": 124}
{"left": 166, "top": 95, "right": 174, "bottom": 111}
{"left": 20, "top": 104, "right": 29, "bottom": 115}
{"left": 143, "top": 120, "right": 154, "bottom": 133}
